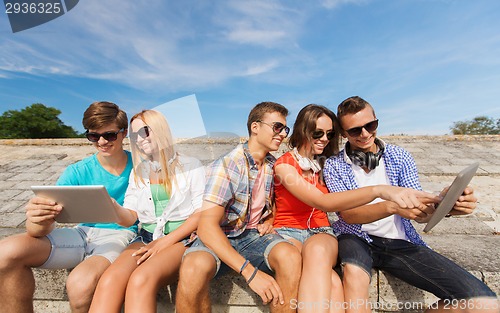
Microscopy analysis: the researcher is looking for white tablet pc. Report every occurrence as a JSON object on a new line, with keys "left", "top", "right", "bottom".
{"left": 31, "top": 185, "right": 119, "bottom": 223}
{"left": 423, "top": 162, "right": 479, "bottom": 232}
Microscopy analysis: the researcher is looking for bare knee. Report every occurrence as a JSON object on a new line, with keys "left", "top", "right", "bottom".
{"left": 0, "top": 234, "right": 47, "bottom": 270}
{"left": 66, "top": 269, "right": 100, "bottom": 308}
{"left": 302, "top": 237, "right": 337, "bottom": 265}
{"left": 269, "top": 242, "right": 302, "bottom": 276}
{"left": 179, "top": 252, "right": 216, "bottom": 288}
{"left": 0, "top": 237, "right": 21, "bottom": 270}
{"left": 342, "top": 264, "right": 370, "bottom": 288}
{"left": 127, "top": 267, "right": 155, "bottom": 292}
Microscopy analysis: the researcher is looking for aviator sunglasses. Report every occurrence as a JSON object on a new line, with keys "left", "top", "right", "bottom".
{"left": 345, "top": 119, "right": 379, "bottom": 137}
{"left": 129, "top": 126, "right": 151, "bottom": 142}
{"left": 85, "top": 129, "right": 124, "bottom": 142}
{"left": 312, "top": 130, "right": 335, "bottom": 140}
{"left": 257, "top": 120, "right": 290, "bottom": 137}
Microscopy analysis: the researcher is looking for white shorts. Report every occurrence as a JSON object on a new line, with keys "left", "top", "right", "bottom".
{"left": 39, "top": 226, "right": 135, "bottom": 269}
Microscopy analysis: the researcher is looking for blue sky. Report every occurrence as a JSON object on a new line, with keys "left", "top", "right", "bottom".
{"left": 1, "top": 0, "right": 499, "bottom": 137}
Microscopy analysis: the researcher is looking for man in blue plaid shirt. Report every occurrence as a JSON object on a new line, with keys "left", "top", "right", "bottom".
{"left": 176, "top": 102, "right": 301, "bottom": 313}
{"left": 324, "top": 96, "right": 497, "bottom": 313}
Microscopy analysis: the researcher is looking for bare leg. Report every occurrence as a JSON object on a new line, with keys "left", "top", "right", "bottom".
{"left": 299, "top": 234, "right": 344, "bottom": 313}
{"left": 0, "top": 233, "right": 52, "bottom": 313}
{"left": 66, "top": 255, "right": 112, "bottom": 313}
{"left": 175, "top": 251, "right": 217, "bottom": 313}
{"left": 89, "top": 242, "right": 144, "bottom": 313}
{"left": 267, "top": 242, "right": 302, "bottom": 313}
{"left": 342, "top": 264, "right": 371, "bottom": 313}
{"left": 330, "top": 271, "right": 345, "bottom": 313}
{"left": 124, "top": 242, "right": 187, "bottom": 313}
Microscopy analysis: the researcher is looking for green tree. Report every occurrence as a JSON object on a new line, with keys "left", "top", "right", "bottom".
{"left": 450, "top": 116, "right": 500, "bottom": 135}
{"left": 0, "top": 103, "right": 80, "bottom": 139}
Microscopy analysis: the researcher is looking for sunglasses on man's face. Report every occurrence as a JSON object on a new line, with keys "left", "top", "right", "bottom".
{"left": 257, "top": 120, "right": 290, "bottom": 137}
{"left": 312, "top": 130, "right": 335, "bottom": 140}
{"left": 85, "top": 129, "right": 124, "bottom": 142}
{"left": 345, "top": 119, "right": 379, "bottom": 137}
{"left": 129, "top": 126, "right": 150, "bottom": 142}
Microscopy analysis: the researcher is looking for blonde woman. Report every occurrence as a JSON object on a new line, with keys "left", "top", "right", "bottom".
{"left": 89, "top": 110, "right": 205, "bottom": 312}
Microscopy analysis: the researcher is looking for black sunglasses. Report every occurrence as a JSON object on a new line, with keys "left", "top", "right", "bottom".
{"left": 257, "top": 120, "right": 290, "bottom": 137}
{"left": 85, "top": 129, "right": 124, "bottom": 142}
{"left": 345, "top": 119, "right": 379, "bottom": 137}
{"left": 129, "top": 126, "right": 150, "bottom": 142}
{"left": 312, "top": 130, "right": 335, "bottom": 140}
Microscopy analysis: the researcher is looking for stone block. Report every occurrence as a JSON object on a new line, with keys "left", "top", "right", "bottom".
{"left": 0, "top": 212, "right": 26, "bottom": 227}
{"left": 33, "top": 269, "right": 69, "bottom": 300}
{"left": 420, "top": 235, "right": 500, "bottom": 272}
{"left": 413, "top": 217, "right": 493, "bottom": 236}
{"left": 13, "top": 189, "right": 34, "bottom": 202}
{"left": 484, "top": 272, "right": 500, "bottom": 296}
{"left": 34, "top": 300, "right": 71, "bottom": 313}
{"left": 7, "top": 172, "right": 55, "bottom": 181}
{"left": 0, "top": 189, "right": 23, "bottom": 201}
{"left": 0, "top": 227, "right": 24, "bottom": 239}
{"left": 0, "top": 199, "right": 26, "bottom": 213}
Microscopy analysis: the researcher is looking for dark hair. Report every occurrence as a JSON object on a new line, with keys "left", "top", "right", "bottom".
{"left": 82, "top": 101, "right": 128, "bottom": 131}
{"left": 289, "top": 104, "right": 340, "bottom": 169}
{"left": 247, "top": 101, "right": 289, "bottom": 135}
{"left": 337, "top": 96, "right": 376, "bottom": 121}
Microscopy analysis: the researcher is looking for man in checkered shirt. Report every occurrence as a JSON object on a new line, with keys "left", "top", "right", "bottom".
{"left": 176, "top": 102, "right": 301, "bottom": 313}
{"left": 324, "top": 96, "right": 497, "bottom": 313}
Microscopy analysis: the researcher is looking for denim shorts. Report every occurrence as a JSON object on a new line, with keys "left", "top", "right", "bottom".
{"left": 184, "top": 229, "right": 290, "bottom": 277}
{"left": 130, "top": 228, "right": 155, "bottom": 245}
{"left": 338, "top": 234, "right": 497, "bottom": 300}
{"left": 131, "top": 228, "right": 191, "bottom": 246}
{"left": 40, "top": 226, "right": 136, "bottom": 269}
{"left": 275, "top": 226, "right": 335, "bottom": 243}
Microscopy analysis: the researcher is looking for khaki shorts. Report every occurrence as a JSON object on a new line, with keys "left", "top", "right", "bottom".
{"left": 39, "top": 226, "right": 135, "bottom": 269}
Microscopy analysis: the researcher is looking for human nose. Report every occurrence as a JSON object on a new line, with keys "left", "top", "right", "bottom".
{"left": 359, "top": 127, "right": 370, "bottom": 137}
{"left": 97, "top": 135, "right": 108, "bottom": 144}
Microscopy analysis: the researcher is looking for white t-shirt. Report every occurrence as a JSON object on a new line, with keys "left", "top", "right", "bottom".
{"left": 350, "top": 157, "right": 408, "bottom": 240}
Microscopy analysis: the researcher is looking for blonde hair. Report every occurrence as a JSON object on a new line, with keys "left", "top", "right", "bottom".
{"left": 129, "top": 110, "right": 178, "bottom": 194}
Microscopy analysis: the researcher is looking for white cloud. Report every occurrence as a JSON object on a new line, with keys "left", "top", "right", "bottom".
{"left": 320, "top": 0, "right": 369, "bottom": 10}
{"left": 242, "top": 61, "right": 279, "bottom": 76}
{"left": 0, "top": 1, "right": 311, "bottom": 91}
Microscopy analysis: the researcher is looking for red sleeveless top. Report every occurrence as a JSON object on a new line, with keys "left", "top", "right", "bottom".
{"left": 273, "top": 152, "right": 330, "bottom": 229}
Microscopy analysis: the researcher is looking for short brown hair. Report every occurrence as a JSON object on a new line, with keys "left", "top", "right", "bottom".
{"left": 337, "top": 96, "right": 375, "bottom": 121}
{"left": 247, "top": 101, "right": 289, "bottom": 135}
{"left": 82, "top": 101, "right": 128, "bottom": 130}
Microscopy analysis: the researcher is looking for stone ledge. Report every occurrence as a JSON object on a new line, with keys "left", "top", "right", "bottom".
{"left": 32, "top": 268, "right": 498, "bottom": 313}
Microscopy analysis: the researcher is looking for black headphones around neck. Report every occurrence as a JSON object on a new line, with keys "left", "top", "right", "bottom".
{"left": 345, "top": 138, "right": 385, "bottom": 171}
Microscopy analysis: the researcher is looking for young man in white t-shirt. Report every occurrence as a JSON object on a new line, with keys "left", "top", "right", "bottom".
{"left": 323, "top": 96, "right": 498, "bottom": 313}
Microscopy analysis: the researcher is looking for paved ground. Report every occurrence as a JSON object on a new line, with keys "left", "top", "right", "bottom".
{"left": 1, "top": 135, "right": 498, "bottom": 234}
{"left": 0, "top": 136, "right": 498, "bottom": 312}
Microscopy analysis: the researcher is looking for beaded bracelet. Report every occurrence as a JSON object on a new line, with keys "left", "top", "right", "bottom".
{"left": 239, "top": 259, "right": 250, "bottom": 275}
{"left": 246, "top": 266, "right": 259, "bottom": 285}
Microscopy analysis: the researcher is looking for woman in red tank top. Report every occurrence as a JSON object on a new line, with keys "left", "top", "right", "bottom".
{"left": 271, "top": 104, "right": 430, "bottom": 312}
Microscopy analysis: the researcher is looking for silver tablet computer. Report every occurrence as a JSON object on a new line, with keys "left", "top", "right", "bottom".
{"left": 31, "top": 185, "right": 119, "bottom": 223}
{"left": 423, "top": 162, "right": 479, "bottom": 232}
